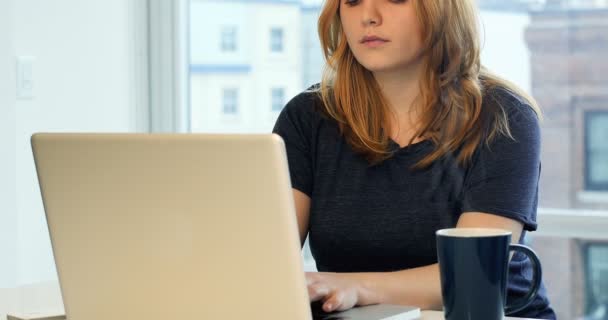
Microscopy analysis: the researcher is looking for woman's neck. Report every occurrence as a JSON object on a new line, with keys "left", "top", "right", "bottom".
{"left": 373, "top": 60, "right": 424, "bottom": 117}
{"left": 373, "top": 61, "right": 425, "bottom": 144}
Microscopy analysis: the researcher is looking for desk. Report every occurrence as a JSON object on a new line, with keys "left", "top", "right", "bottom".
{"left": 421, "top": 310, "right": 538, "bottom": 319}
{"left": 7, "top": 311, "right": 539, "bottom": 320}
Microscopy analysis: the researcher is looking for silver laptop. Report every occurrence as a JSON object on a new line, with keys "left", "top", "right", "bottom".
{"left": 31, "top": 133, "right": 420, "bottom": 320}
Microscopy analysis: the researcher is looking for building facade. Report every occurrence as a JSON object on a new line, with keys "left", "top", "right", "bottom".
{"left": 190, "top": 0, "right": 302, "bottom": 133}
{"left": 525, "top": 5, "right": 608, "bottom": 319}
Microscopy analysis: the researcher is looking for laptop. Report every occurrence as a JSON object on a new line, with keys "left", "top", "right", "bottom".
{"left": 31, "top": 133, "right": 420, "bottom": 320}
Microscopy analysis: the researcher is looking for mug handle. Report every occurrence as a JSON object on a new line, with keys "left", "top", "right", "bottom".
{"left": 504, "top": 244, "right": 542, "bottom": 315}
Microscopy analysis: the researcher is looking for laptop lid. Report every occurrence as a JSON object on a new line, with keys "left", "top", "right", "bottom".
{"left": 31, "top": 133, "right": 311, "bottom": 320}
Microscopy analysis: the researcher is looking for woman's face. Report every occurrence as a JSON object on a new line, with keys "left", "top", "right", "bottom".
{"left": 339, "top": 0, "right": 425, "bottom": 75}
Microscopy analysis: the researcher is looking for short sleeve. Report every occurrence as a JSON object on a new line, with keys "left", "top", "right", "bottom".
{"left": 272, "top": 91, "right": 317, "bottom": 197}
{"left": 461, "top": 90, "right": 541, "bottom": 231}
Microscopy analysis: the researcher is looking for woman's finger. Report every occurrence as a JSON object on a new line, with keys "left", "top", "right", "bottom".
{"left": 308, "top": 283, "right": 330, "bottom": 302}
{"left": 323, "top": 290, "right": 345, "bottom": 312}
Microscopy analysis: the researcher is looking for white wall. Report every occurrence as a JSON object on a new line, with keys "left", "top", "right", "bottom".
{"left": 0, "top": 0, "right": 18, "bottom": 290}
{"left": 1, "top": 0, "right": 141, "bottom": 317}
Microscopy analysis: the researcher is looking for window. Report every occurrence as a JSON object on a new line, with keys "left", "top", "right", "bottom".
{"left": 220, "top": 26, "right": 237, "bottom": 52}
{"left": 222, "top": 88, "right": 238, "bottom": 115}
{"left": 181, "top": 1, "right": 608, "bottom": 320}
{"left": 271, "top": 87, "right": 285, "bottom": 112}
{"left": 584, "top": 243, "right": 608, "bottom": 318}
{"left": 270, "top": 27, "right": 284, "bottom": 53}
{"left": 585, "top": 111, "right": 608, "bottom": 191}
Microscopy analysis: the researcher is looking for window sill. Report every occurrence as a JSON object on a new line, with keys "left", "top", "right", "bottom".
{"left": 577, "top": 191, "right": 608, "bottom": 204}
{"left": 1, "top": 281, "right": 64, "bottom": 320}
{"left": 536, "top": 207, "right": 608, "bottom": 239}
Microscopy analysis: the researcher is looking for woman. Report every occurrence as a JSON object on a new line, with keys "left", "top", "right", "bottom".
{"left": 272, "top": 0, "right": 556, "bottom": 318}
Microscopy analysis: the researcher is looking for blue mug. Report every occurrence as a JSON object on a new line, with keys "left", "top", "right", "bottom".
{"left": 436, "top": 228, "right": 542, "bottom": 320}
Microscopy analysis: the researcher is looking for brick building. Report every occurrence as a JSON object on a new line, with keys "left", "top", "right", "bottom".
{"left": 525, "top": 6, "right": 608, "bottom": 319}
{"left": 526, "top": 7, "right": 608, "bottom": 211}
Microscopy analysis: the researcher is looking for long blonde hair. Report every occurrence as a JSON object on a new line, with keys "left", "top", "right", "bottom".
{"left": 316, "top": 0, "right": 540, "bottom": 167}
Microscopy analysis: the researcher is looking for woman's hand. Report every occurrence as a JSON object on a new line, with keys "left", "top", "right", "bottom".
{"left": 306, "top": 272, "right": 374, "bottom": 312}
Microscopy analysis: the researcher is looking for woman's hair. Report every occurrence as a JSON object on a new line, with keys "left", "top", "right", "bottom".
{"left": 316, "top": 0, "right": 541, "bottom": 168}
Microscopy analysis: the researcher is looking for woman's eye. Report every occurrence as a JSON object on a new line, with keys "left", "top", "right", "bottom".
{"left": 344, "top": 0, "right": 406, "bottom": 6}
{"left": 343, "top": 0, "right": 406, "bottom": 7}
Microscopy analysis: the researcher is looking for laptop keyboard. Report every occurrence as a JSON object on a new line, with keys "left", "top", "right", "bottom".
{"left": 311, "top": 301, "right": 346, "bottom": 320}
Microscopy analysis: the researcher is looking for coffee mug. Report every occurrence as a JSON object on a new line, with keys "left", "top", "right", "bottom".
{"left": 436, "top": 228, "right": 542, "bottom": 320}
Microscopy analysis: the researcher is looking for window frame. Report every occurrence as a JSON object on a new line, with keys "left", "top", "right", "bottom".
{"left": 220, "top": 25, "right": 237, "bottom": 52}
{"left": 222, "top": 87, "right": 239, "bottom": 115}
{"left": 148, "top": 0, "right": 191, "bottom": 133}
{"left": 584, "top": 110, "right": 608, "bottom": 191}
{"left": 582, "top": 240, "right": 608, "bottom": 316}
{"left": 271, "top": 87, "right": 285, "bottom": 112}
{"left": 270, "top": 27, "right": 284, "bottom": 53}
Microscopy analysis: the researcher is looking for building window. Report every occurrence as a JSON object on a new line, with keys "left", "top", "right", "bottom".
{"left": 271, "top": 88, "right": 285, "bottom": 112}
{"left": 270, "top": 27, "right": 283, "bottom": 53}
{"left": 220, "top": 26, "right": 237, "bottom": 52}
{"left": 584, "top": 243, "right": 608, "bottom": 317}
{"left": 222, "top": 88, "right": 238, "bottom": 115}
{"left": 585, "top": 111, "right": 608, "bottom": 191}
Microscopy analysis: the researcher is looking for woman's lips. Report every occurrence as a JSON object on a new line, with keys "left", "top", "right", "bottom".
{"left": 362, "top": 39, "right": 389, "bottom": 48}
{"left": 360, "top": 35, "right": 389, "bottom": 48}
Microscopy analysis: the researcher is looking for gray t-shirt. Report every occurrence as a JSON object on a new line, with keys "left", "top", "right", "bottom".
{"left": 272, "top": 85, "right": 555, "bottom": 319}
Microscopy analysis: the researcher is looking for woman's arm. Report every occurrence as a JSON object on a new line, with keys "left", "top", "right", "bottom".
{"left": 308, "top": 212, "right": 524, "bottom": 312}
{"left": 293, "top": 188, "right": 311, "bottom": 246}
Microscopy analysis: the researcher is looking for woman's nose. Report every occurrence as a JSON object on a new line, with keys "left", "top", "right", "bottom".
{"left": 361, "top": 1, "right": 382, "bottom": 27}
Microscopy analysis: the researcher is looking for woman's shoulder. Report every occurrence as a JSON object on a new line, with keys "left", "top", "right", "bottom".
{"left": 282, "top": 83, "right": 324, "bottom": 116}
{"left": 483, "top": 86, "right": 539, "bottom": 123}
{"left": 480, "top": 86, "right": 541, "bottom": 153}
{"left": 273, "top": 84, "right": 326, "bottom": 135}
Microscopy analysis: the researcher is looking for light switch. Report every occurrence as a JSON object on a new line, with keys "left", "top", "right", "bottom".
{"left": 16, "top": 56, "right": 36, "bottom": 100}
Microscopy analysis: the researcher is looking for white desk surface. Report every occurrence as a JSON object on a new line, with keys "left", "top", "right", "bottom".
{"left": 421, "top": 310, "right": 538, "bottom": 319}
{"left": 7, "top": 310, "right": 539, "bottom": 320}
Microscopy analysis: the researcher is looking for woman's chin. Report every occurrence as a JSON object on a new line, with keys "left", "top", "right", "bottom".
{"left": 363, "top": 64, "right": 400, "bottom": 75}
{"left": 358, "top": 61, "right": 390, "bottom": 72}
